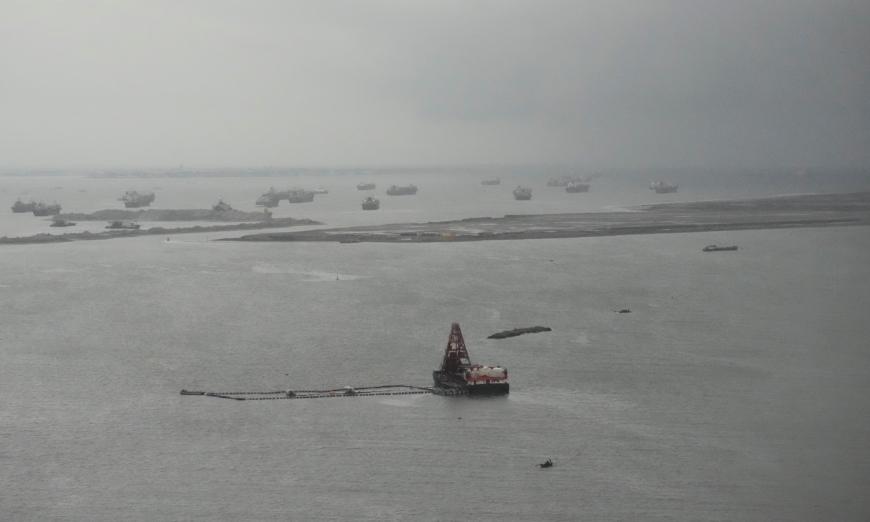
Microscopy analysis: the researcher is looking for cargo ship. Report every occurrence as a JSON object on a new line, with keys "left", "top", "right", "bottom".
{"left": 513, "top": 186, "right": 532, "bottom": 200}
{"left": 120, "top": 190, "right": 156, "bottom": 208}
{"left": 481, "top": 178, "right": 501, "bottom": 186}
{"left": 33, "top": 202, "right": 62, "bottom": 216}
{"left": 256, "top": 187, "right": 315, "bottom": 206}
{"left": 433, "top": 323, "right": 509, "bottom": 396}
{"left": 703, "top": 244, "right": 738, "bottom": 252}
{"left": 11, "top": 199, "right": 38, "bottom": 213}
{"left": 357, "top": 182, "right": 376, "bottom": 190}
{"left": 50, "top": 218, "right": 76, "bottom": 227}
{"left": 650, "top": 181, "right": 678, "bottom": 194}
{"left": 565, "top": 181, "right": 590, "bottom": 193}
{"left": 106, "top": 221, "right": 141, "bottom": 230}
{"left": 386, "top": 184, "right": 418, "bottom": 196}
{"left": 361, "top": 196, "right": 380, "bottom": 210}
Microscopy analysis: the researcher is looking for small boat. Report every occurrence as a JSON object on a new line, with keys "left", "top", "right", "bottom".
{"left": 481, "top": 178, "right": 501, "bottom": 186}
{"left": 702, "top": 245, "right": 738, "bottom": 252}
{"left": 356, "top": 182, "right": 376, "bottom": 190}
{"left": 311, "top": 186, "right": 329, "bottom": 195}
{"left": 539, "top": 458, "right": 554, "bottom": 468}
{"left": 50, "top": 219, "right": 76, "bottom": 227}
{"left": 106, "top": 220, "right": 141, "bottom": 230}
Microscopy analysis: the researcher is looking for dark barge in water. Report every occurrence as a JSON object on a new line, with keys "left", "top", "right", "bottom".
{"left": 433, "top": 323, "right": 509, "bottom": 396}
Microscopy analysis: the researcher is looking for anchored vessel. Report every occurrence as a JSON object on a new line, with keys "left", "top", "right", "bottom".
{"left": 33, "top": 202, "right": 62, "bottom": 216}
{"left": 120, "top": 191, "right": 156, "bottom": 208}
{"left": 256, "top": 187, "right": 315, "bottom": 206}
{"left": 513, "top": 186, "right": 532, "bottom": 200}
{"left": 650, "top": 181, "right": 678, "bottom": 194}
{"left": 50, "top": 218, "right": 76, "bottom": 227}
{"left": 386, "top": 184, "right": 418, "bottom": 196}
{"left": 357, "top": 182, "right": 376, "bottom": 190}
{"left": 548, "top": 175, "right": 589, "bottom": 187}
{"left": 565, "top": 181, "right": 590, "bottom": 193}
{"left": 106, "top": 220, "right": 141, "bottom": 230}
{"left": 11, "top": 199, "right": 38, "bottom": 213}
{"left": 212, "top": 199, "right": 233, "bottom": 212}
{"left": 433, "top": 323, "right": 509, "bottom": 396}
{"left": 361, "top": 196, "right": 380, "bottom": 210}
{"left": 703, "top": 244, "right": 738, "bottom": 252}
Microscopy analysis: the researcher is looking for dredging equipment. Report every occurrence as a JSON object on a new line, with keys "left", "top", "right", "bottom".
{"left": 181, "top": 323, "right": 508, "bottom": 400}
{"left": 432, "top": 323, "right": 509, "bottom": 396}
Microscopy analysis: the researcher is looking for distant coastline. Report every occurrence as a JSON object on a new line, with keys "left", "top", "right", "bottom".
{"left": 0, "top": 216, "right": 319, "bottom": 245}
{"left": 227, "top": 192, "right": 870, "bottom": 244}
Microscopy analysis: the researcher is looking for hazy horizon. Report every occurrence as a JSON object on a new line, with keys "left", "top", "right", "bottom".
{"left": 2, "top": 1, "right": 869, "bottom": 170}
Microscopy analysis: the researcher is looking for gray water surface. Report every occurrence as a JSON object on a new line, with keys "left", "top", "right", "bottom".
{"left": 2, "top": 178, "right": 870, "bottom": 520}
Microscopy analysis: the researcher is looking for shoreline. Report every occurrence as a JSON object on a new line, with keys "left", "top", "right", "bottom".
{"left": 0, "top": 217, "right": 320, "bottom": 245}
{"left": 227, "top": 192, "right": 870, "bottom": 244}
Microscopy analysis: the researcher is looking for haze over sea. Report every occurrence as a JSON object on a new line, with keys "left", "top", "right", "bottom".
{"left": 2, "top": 169, "right": 870, "bottom": 521}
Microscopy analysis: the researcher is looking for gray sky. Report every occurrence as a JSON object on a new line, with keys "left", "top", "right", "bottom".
{"left": 1, "top": 0, "right": 868, "bottom": 169}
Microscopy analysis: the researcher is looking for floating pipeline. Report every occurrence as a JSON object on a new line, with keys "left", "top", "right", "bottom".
{"left": 180, "top": 385, "right": 437, "bottom": 401}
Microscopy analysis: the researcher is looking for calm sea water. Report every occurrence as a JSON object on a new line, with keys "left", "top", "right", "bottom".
{"left": 2, "top": 173, "right": 869, "bottom": 520}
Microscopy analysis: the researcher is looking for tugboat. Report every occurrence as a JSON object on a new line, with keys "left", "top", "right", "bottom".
{"left": 212, "top": 199, "right": 233, "bottom": 212}
{"left": 32, "top": 202, "right": 62, "bottom": 216}
{"left": 386, "top": 184, "right": 418, "bottom": 196}
{"left": 120, "top": 190, "right": 156, "bottom": 208}
{"left": 702, "top": 244, "right": 738, "bottom": 252}
{"left": 513, "top": 186, "right": 532, "bottom": 200}
{"left": 11, "top": 199, "right": 37, "bottom": 213}
{"left": 650, "top": 181, "right": 678, "bottom": 194}
{"left": 481, "top": 178, "right": 501, "bottom": 186}
{"left": 106, "top": 220, "right": 141, "bottom": 230}
{"left": 432, "top": 323, "right": 509, "bottom": 396}
{"left": 356, "top": 182, "right": 376, "bottom": 190}
{"left": 565, "top": 181, "right": 590, "bottom": 193}
{"left": 361, "top": 197, "right": 380, "bottom": 210}
{"left": 49, "top": 218, "right": 76, "bottom": 227}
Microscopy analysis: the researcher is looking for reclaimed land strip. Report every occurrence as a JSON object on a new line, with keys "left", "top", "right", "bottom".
{"left": 227, "top": 192, "right": 870, "bottom": 244}
{"left": 0, "top": 217, "right": 320, "bottom": 245}
{"left": 488, "top": 326, "right": 552, "bottom": 339}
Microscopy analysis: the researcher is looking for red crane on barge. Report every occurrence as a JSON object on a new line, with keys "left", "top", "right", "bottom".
{"left": 432, "top": 323, "right": 509, "bottom": 396}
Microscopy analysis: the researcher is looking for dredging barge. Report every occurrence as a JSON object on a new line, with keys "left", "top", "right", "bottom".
{"left": 180, "top": 323, "right": 508, "bottom": 400}
{"left": 432, "top": 323, "right": 509, "bottom": 396}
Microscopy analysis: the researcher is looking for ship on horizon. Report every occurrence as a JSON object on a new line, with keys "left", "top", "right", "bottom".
{"left": 650, "top": 181, "right": 678, "bottom": 193}
{"left": 386, "top": 184, "right": 418, "bottom": 196}
{"left": 361, "top": 196, "right": 380, "bottom": 210}
{"left": 120, "top": 191, "right": 156, "bottom": 208}
{"left": 513, "top": 186, "right": 532, "bottom": 200}
{"left": 11, "top": 199, "right": 38, "bottom": 213}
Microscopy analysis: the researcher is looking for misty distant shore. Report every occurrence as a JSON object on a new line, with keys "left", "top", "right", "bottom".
{"left": 227, "top": 192, "right": 870, "bottom": 244}
{"left": 0, "top": 217, "right": 319, "bottom": 245}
